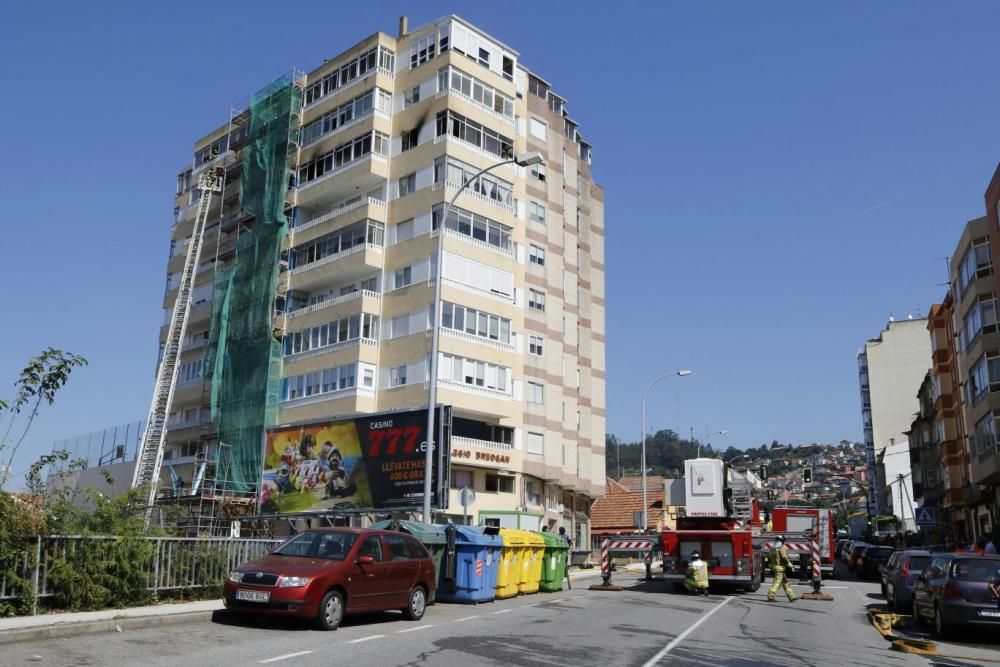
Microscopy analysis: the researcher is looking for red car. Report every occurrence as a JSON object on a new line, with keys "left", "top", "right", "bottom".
{"left": 223, "top": 528, "right": 436, "bottom": 630}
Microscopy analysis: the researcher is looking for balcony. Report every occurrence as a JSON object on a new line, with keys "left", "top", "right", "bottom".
{"left": 287, "top": 289, "right": 381, "bottom": 321}
{"left": 280, "top": 385, "right": 375, "bottom": 408}
{"left": 437, "top": 378, "right": 512, "bottom": 401}
{"left": 284, "top": 337, "right": 378, "bottom": 364}
{"left": 439, "top": 326, "right": 515, "bottom": 352}
{"left": 432, "top": 180, "right": 517, "bottom": 217}
{"left": 288, "top": 243, "right": 383, "bottom": 291}
{"left": 436, "top": 88, "right": 516, "bottom": 128}
{"left": 295, "top": 152, "right": 388, "bottom": 210}
{"left": 292, "top": 198, "right": 386, "bottom": 246}
{"left": 302, "top": 67, "right": 393, "bottom": 115}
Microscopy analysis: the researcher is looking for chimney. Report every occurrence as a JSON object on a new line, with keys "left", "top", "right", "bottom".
{"left": 399, "top": 16, "right": 408, "bottom": 38}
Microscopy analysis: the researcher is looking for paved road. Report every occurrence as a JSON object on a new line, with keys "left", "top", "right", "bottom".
{"left": 2, "top": 570, "right": 931, "bottom": 667}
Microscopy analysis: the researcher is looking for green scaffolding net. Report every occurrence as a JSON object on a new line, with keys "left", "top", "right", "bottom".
{"left": 205, "top": 74, "right": 300, "bottom": 496}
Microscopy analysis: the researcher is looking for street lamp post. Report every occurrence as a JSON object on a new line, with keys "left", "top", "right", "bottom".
{"left": 422, "top": 151, "right": 544, "bottom": 525}
{"left": 639, "top": 369, "right": 692, "bottom": 530}
{"left": 698, "top": 429, "right": 728, "bottom": 458}
{"left": 830, "top": 473, "right": 872, "bottom": 540}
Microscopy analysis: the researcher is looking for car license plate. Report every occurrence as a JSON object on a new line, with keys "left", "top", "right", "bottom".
{"left": 235, "top": 589, "right": 270, "bottom": 603}
{"left": 978, "top": 609, "right": 1000, "bottom": 617}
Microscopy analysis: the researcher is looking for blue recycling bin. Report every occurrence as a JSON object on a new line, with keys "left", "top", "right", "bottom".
{"left": 437, "top": 526, "right": 503, "bottom": 604}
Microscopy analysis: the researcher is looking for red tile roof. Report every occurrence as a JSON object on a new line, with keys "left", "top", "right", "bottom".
{"left": 591, "top": 476, "right": 666, "bottom": 532}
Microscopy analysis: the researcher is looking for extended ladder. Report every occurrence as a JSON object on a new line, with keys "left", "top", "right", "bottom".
{"left": 132, "top": 167, "right": 224, "bottom": 518}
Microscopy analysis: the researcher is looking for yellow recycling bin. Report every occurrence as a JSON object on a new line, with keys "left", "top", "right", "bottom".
{"left": 495, "top": 528, "right": 524, "bottom": 599}
{"left": 517, "top": 530, "right": 546, "bottom": 595}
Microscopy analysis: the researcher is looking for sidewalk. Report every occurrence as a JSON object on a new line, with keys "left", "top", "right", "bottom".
{"left": 0, "top": 599, "right": 222, "bottom": 646}
{"left": 0, "top": 565, "right": 645, "bottom": 646}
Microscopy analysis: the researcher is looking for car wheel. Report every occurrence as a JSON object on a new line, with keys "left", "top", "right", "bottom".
{"left": 912, "top": 598, "right": 923, "bottom": 626}
{"left": 314, "top": 590, "right": 344, "bottom": 631}
{"left": 403, "top": 585, "right": 427, "bottom": 621}
{"left": 934, "top": 606, "right": 951, "bottom": 640}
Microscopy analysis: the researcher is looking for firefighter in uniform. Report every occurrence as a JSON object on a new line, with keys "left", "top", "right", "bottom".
{"left": 767, "top": 536, "right": 797, "bottom": 602}
{"left": 684, "top": 551, "right": 710, "bottom": 596}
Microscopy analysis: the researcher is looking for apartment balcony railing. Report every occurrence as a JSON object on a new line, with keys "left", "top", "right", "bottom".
{"left": 302, "top": 67, "right": 393, "bottom": 113}
{"left": 287, "top": 289, "right": 381, "bottom": 320}
{"left": 301, "top": 109, "right": 381, "bottom": 149}
{"left": 451, "top": 435, "right": 514, "bottom": 452}
{"left": 289, "top": 242, "right": 383, "bottom": 276}
{"left": 293, "top": 197, "right": 386, "bottom": 234}
{"left": 436, "top": 378, "right": 512, "bottom": 400}
{"left": 431, "top": 227, "right": 515, "bottom": 260}
{"left": 281, "top": 385, "right": 375, "bottom": 407}
{"left": 439, "top": 327, "right": 515, "bottom": 352}
{"left": 296, "top": 153, "right": 387, "bottom": 196}
{"left": 433, "top": 134, "right": 516, "bottom": 168}
{"left": 435, "top": 88, "right": 516, "bottom": 127}
{"left": 432, "top": 180, "right": 517, "bottom": 217}
{"left": 284, "top": 337, "right": 378, "bottom": 362}
{"left": 439, "top": 276, "right": 514, "bottom": 305}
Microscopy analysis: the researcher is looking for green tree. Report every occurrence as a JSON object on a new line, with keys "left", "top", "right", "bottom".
{"left": 0, "top": 348, "right": 87, "bottom": 490}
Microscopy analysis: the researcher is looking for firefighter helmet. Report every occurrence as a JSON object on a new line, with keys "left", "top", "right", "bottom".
{"left": 775, "top": 535, "right": 786, "bottom": 544}
{"left": 689, "top": 551, "right": 701, "bottom": 560}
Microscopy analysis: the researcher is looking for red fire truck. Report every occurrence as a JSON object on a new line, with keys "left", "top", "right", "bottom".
{"left": 661, "top": 458, "right": 766, "bottom": 592}
{"left": 762, "top": 506, "right": 835, "bottom": 578}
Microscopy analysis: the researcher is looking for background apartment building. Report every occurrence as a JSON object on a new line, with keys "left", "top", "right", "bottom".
{"left": 158, "top": 15, "right": 605, "bottom": 540}
{"left": 858, "top": 317, "right": 930, "bottom": 517}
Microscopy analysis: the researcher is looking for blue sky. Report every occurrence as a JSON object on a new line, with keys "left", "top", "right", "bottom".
{"left": 1, "top": 2, "right": 999, "bottom": 482}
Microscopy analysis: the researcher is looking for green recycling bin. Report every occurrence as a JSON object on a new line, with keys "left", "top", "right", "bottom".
{"left": 371, "top": 520, "right": 447, "bottom": 581}
{"left": 536, "top": 531, "right": 570, "bottom": 592}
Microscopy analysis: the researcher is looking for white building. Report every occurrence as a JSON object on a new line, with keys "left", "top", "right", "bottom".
{"left": 858, "top": 317, "right": 931, "bottom": 514}
{"left": 877, "top": 440, "right": 917, "bottom": 531}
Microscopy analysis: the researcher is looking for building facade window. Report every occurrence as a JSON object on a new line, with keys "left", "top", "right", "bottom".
{"left": 290, "top": 220, "right": 384, "bottom": 268}
{"left": 529, "top": 244, "right": 545, "bottom": 266}
{"left": 974, "top": 413, "right": 998, "bottom": 459}
{"left": 527, "top": 381, "right": 544, "bottom": 405}
{"left": 960, "top": 293, "right": 998, "bottom": 351}
{"left": 439, "top": 353, "right": 510, "bottom": 392}
{"left": 389, "top": 365, "right": 407, "bottom": 387}
{"left": 436, "top": 67, "right": 514, "bottom": 119}
{"left": 966, "top": 352, "right": 1000, "bottom": 404}
{"left": 529, "top": 335, "right": 544, "bottom": 356}
{"left": 410, "top": 34, "right": 436, "bottom": 68}
{"left": 484, "top": 474, "right": 514, "bottom": 493}
{"left": 283, "top": 313, "right": 379, "bottom": 356}
{"left": 432, "top": 203, "right": 512, "bottom": 251}
{"left": 528, "top": 289, "right": 545, "bottom": 311}
{"left": 526, "top": 432, "right": 544, "bottom": 455}
{"left": 528, "top": 201, "right": 546, "bottom": 223}
{"left": 433, "top": 156, "right": 513, "bottom": 206}
{"left": 282, "top": 363, "right": 363, "bottom": 400}
{"left": 529, "top": 162, "right": 546, "bottom": 182}
{"left": 300, "top": 88, "right": 390, "bottom": 146}
{"left": 451, "top": 469, "right": 473, "bottom": 489}
{"left": 394, "top": 266, "right": 413, "bottom": 289}
{"left": 179, "top": 359, "right": 203, "bottom": 384}
{"left": 958, "top": 239, "right": 992, "bottom": 296}
{"left": 435, "top": 110, "right": 513, "bottom": 159}
{"left": 297, "top": 131, "right": 389, "bottom": 185}
{"left": 404, "top": 85, "right": 420, "bottom": 108}
{"left": 304, "top": 46, "right": 394, "bottom": 106}
{"left": 441, "top": 302, "right": 511, "bottom": 344}
{"left": 398, "top": 173, "right": 416, "bottom": 197}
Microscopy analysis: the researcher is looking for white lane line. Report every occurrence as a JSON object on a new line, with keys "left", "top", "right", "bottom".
{"left": 641, "top": 597, "right": 734, "bottom": 667}
{"left": 396, "top": 624, "right": 435, "bottom": 634}
{"left": 260, "top": 651, "right": 314, "bottom": 664}
{"left": 546, "top": 598, "right": 565, "bottom": 603}
{"left": 492, "top": 609, "right": 512, "bottom": 614}
{"left": 823, "top": 586, "right": 849, "bottom": 589}
{"left": 348, "top": 634, "right": 385, "bottom": 644}
{"left": 456, "top": 615, "right": 479, "bottom": 622}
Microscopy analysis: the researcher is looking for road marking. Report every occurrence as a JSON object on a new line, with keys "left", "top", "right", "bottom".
{"left": 524, "top": 603, "right": 540, "bottom": 607}
{"left": 348, "top": 635, "right": 384, "bottom": 644}
{"left": 492, "top": 609, "right": 512, "bottom": 614}
{"left": 546, "top": 598, "right": 564, "bottom": 603}
{"left": 260, "top": 651, "right": 314, "bottom": 664}
{"left": 823, "top": 586, "right": 848, "bottom": 589}
{"left": 641, "top": 597, "right": 734, "bottom": 667}
{"left": 396, "top": 624, "right": 434, "bottom": 634}
{"left": 456, "top": 615, "right": 479, "bottom": 622}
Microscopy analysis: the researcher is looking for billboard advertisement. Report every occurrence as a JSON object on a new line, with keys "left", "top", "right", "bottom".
{"left": 259, "top": 407, "right": 450, "bottom": 514}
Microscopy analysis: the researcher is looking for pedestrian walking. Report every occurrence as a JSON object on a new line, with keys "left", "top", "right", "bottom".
{"left": 767, "top": 536, "right": 797, "bottom": 603}
{"left": 684, "top": 551, "right": 710, "bottom": 596}
{"left": 986, "top": 537, "right": 997, "bottom": 555}
{"left": 558, "top": 526, "right": 573, "bottom": 548}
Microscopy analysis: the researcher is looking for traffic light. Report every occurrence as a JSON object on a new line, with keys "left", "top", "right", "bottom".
{"left": 805, "top": 492, "right": 812, "bottom": 501}
{"left": 803, "top": 467, "right": 812, "bottom": 484}
{"left": 758, "top": 464, "right": 768, "bottom": 481}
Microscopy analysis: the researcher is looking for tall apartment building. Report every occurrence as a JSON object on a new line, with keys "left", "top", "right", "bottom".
{"left": 159, "top": 15, "right": 606, "bottom": 540}
{"left": 857, "top": 317, "right": 931, "bottom": 516}
{"left": 951, "top": 213, "right": 1000, "bottom": 541}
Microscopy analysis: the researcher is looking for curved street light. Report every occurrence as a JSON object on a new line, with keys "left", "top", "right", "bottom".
{"left": 639, "top": 369, "right": 692, "bottom": 530}
{"left": 423, "top": 151, "right": 545, "bottom": 524}
{"left": 698, "top": 428, "right": 729, "bottom": 458}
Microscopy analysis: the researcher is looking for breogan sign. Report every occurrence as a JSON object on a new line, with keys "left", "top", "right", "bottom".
{"left": 451, "top": 448, "right": 511, "bottom": 467}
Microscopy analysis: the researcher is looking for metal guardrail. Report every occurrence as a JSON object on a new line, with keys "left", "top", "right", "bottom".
{"left": 1, "top": 535, "right": 284, "bottom": 615}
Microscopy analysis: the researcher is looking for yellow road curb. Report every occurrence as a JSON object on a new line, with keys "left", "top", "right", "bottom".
{"left": 869, "top": 608, "right": 1000, "bottom": 663}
